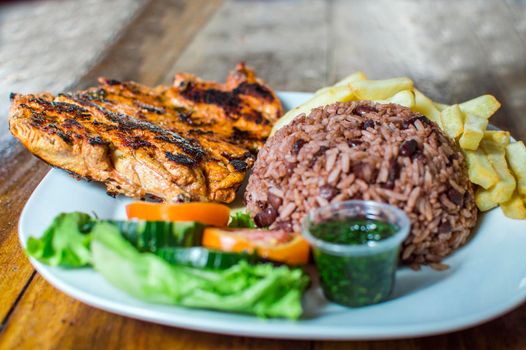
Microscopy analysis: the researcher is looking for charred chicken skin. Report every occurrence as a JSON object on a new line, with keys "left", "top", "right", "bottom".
{"left": 8, "top": 63, "right": 282, "bottom": 203}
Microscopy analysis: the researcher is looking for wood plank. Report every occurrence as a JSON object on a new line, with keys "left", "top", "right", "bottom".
{"left": 330, "top": 0, "right": 500, "bottom": 100}
{"left": 0, "top": 274, "right": 310, "bottom": 350}
{"left": 314, "top": 304, "right": 526, "bottom": 350}
{"left": 171, "top": 0, "right": 330, "bottom": 91}
{"left": 78, "top": 0, "right": 223, "bottom": 88}
{"left": 0, "top": 151, "right": 46, "bottom": 322}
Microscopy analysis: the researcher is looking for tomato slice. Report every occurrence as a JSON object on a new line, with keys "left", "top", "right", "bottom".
{"left": 202, "top": 228, "right": 310, "bottom": 265}
{"left": 126, "top": 202, "right": 230, "bottom": 227}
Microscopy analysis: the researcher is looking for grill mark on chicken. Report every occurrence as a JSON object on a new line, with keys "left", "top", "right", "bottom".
{"left": 123, "top": 137, "right": 152, "bottom": 149}
{"left": 63, "top": 118, "right": 82, "bottom": 129}
{"left": 180, "top": 82, "right": 243, "bottom": 117}
{"left": 105, "top": 79, "right": 122, "bottom": 86}
{"left": 165, "top": 151, "right": 197, "bottom": 166}
{"left": 222, "top": 151, "right": 253, "bottom": 161}
{"left": 135, "top": 101, "right": 166, "bottom": 114}
{"left": 233, "top": 82, "right": 275, "bottom": 101}
{"left": 230, "top": 159, "right": 248, "bottom": 172}
{"left": 56, "top": 130, "right": 73, "bottom": 144}
{"left": 88, "top": 136, "right": 107, "bottom": 145}
{"left": 83, "top": 88, "right": 108, "bottom": 102}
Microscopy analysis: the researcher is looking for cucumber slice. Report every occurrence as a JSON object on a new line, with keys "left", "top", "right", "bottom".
{"left": 156, "top": 247, "right": 259, "bottom": 269}
{"left": 106, "top": 220, "right": 205, "bottom": 252}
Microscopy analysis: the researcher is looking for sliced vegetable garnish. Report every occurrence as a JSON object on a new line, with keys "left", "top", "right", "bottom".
{"left": 156, "top": 247, "right": 259, "bottom": 269}
{"left": 91, "top": 222, "right": 309, "bottom": 319}
{"left": 126, "top": 202, "right": 230, "bottom": 226}
{"left": 202, "top": 228, "right": 310, "bottom": 265}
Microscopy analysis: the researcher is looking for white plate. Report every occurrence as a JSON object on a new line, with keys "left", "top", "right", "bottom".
{"left": 19, "top": 92, "right": 526, "bottom": 340}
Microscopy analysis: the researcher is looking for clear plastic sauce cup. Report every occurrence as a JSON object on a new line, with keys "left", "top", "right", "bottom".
{"left": 302, "top": 200, "right": 410, "bottom": 307}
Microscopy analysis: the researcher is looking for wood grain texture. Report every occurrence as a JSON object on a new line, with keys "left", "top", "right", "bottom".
{"left": 315, "top": 304, "right": 526, "bottom": 350}
{"left": 79, "top": 0, "right": 222, "bottom": 88}
{"left": 2, "top": 0, "right": 526, "bottom": 349}
{"left": 172, "top": 0, "right": 330, "bottom": 91}
{"left": 0, "top": 274, "right": 310, "bottom": 350}
{"left": 0, "top": 150, "right": 46, "bottom": 322}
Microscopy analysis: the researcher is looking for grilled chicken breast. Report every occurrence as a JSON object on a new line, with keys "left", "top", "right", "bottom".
{"left": 9, "top": 64, "right": 282, "bottom": 203}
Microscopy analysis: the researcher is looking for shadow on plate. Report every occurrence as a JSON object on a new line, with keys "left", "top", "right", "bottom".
{"left": 390, "top": 263, "right": 458, "bottom": 299}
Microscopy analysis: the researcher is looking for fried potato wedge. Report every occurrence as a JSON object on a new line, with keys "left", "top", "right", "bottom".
{"left": 433, "top": 101, "right": 449, "bottom": 111}
{"left": 441, "top": 104, "right": 464, "bottom": 139}
{"left": 483, "top": 131, "right": 510, "bottom": 148}
{"left": 334, "top": 71, "right": 368, "bottom": 87}
{"left": 506, "top": 141, "right": 526, "bottom": 197}
{"left": 480, "top": 139, "right": 516, "bottom": 203}
{"left": 387, "top": 89, "right": 414, "bottom": 108}
{"left": 475, "top": 187, "right": 498, "bottom": 211}
{"left": 413, "top": 89, "right": 443, "bottom": 128}
{"left": 463, "top": 149, "right": 499, "bottom": 189}
{"left": 271, "top": 85, "right": 354, "bottom": 135}
{"left": 501, "top": 191, "right": 526, "bottom": 219}
{"left": 459, "top": 95, "right": 501, "bottom": 119}
{"left": 315, "top": 71, "right": 367, "bottom": 96}
{"left": 459, "top": 113, "right": 488, "bottom": 150}
{"left": 375, "top": 90, "right": 415, "bottom": 108}
{"left": 351, "top": 77, "right": 413, "bottom": 100}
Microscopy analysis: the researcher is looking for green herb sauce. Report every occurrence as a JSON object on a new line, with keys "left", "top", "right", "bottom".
{"left": 310, "top": 218, "right": 400, "bottom": 307}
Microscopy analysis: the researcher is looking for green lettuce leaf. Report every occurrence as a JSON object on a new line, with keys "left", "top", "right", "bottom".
{"left": 26, "top": 212, "right": 93, "bottom": 267}
{"left": 228, "top": 211, "right": 256, "bottom": 228}
{"left": 91, "top": 222, "right": 309, "bottom": 319}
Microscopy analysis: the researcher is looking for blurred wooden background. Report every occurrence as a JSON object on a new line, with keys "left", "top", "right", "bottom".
{"left": 1, "top": 0, "right": 525, "bottom": 349}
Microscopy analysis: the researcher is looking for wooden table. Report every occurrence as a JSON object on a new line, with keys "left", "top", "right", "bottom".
{"left": 1, "top": 0, "right": 525, "bottom": 348}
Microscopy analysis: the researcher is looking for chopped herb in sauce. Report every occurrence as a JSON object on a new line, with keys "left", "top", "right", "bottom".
{"left": 309, "top": 218, "right": 400, "bottom": 307}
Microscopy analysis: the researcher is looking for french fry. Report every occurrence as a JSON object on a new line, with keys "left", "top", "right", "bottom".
{"left": 315, "top": 71, "right": 368, "bottom": 96}
{"left": 483, "top": 131, "right": 510, "bottom": 148}
{"left": 505, "top": 141, "right": 526, "bottom": 197}
{"left": 387, "top": 90, "right": 414, "bottom": 108}
{"left": 463, "top": 149, "right": 499, "bottom": 189}
{"left": 351, "top": 77, "right": 413, "bottom": 100}
{"left": 271, "top": 85, "right": 353, "bottom": 135}
{"left": 375, "top": 90, "right": 415, "bottom": 108}
{"left": 459, "top": 95, "right": 501, "bottom": 119}
{"left": 475, "top": 187, "right": 498, "bottom": 212}
{"left": 441, "top": 104, "right": 464, "bottom": 139}
{"left": 433, "top": 101, "right": 449, "bottom": 111}
{"left": 501, "top": 191, "right": 526, "bottom": 219}
{"left": 413, "top": 89, "right": 443, "bottom": 128}
{"left": 334, "top": 71, "right": 368, "bottom": 87}
{"left": 314, "top": 86, "right": 331, "bottom": 96}
{"left": 480, "top": 138, "right": 516, "bottom": 203}
{"left": 459, "top": 113, "right": 488, "bottom": 150}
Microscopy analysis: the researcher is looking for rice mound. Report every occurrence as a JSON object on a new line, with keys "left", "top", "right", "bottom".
{"left": 245, "top": 101, "right": 478, "bottom": 267}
